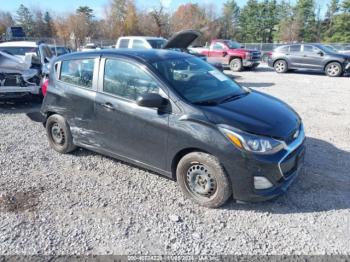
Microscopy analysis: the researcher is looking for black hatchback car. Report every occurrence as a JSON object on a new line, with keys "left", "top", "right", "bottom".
{"left": 40, "top": 49, "right": 305, "bottom": 208}
{"left": 268, "top": 44, "right": 350, "bottom": 77}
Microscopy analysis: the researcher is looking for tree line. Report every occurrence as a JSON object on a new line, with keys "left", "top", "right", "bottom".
{"left": 0, "top": 0, "right": 349, "bottom": 47}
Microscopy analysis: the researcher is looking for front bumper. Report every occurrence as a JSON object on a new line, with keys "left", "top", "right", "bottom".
{"left": 243, "top": 59, "right": 260, "bottom": 67}
{"left": 345, "top": 62, "right": 350, "bottom": 72}
{"left": 222, "top": 125, "right": 306, "bottom": 202}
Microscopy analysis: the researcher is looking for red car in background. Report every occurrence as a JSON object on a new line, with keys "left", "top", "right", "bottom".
{"left": 190, "top": 39, "right": 261, "bottom": 72}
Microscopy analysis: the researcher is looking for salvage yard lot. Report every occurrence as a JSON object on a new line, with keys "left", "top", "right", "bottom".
{"left": 0, "top": 66, "right": 349, "bottom": 255}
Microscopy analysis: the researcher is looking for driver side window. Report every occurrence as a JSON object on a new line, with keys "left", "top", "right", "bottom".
{"left": 213, "top": 43, "right": 224, "bottom": 50}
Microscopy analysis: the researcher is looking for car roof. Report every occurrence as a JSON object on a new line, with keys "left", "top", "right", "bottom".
{"left": 0, "top": 41, "right": 38, "bottom": 47}
{"left": 57, "top": 49, "right": 192, "bottom": 64}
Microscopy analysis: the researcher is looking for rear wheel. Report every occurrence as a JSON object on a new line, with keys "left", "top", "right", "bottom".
{"left": 46, "top": 114, "right": 76, "bottom": 154}
{"left": 274, "top": 60, "right": 288, "bottom": 73}
{"left": 176, "top": 152, "right": 232, "bottom": 208}
{"left": 229, "top": 58, "right": 243, "bottom": 72}
{"left": 325, "top": 62, "right": 342, "bottom": 77}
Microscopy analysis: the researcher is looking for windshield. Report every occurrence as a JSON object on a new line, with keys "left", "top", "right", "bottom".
{"left": 224, "top": 40, "right": 241, "bottom": 49}
{"left": 0, "top": 46, "right": 38, "bottom": 56}
{"left": 147, "top": 39, "right": 166, "bottom": 49}
{"left": 152, "top": 57, "right": 245, "bottom": 104}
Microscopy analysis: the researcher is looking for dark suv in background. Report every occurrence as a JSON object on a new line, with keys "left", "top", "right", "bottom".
{"left": 268, "top": 44, "right": 350, "bottom": 77}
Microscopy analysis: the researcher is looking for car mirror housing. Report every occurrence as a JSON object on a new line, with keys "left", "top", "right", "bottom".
{"left": 136, "top": 93, "right": 168, "bottom": 109}
{"left": 318, "top": 51, "right": 324, "bottom": 56}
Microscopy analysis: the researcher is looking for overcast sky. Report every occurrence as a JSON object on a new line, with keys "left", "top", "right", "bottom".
{"left": 3, "top": 0, "right": 329, "bottom": 18}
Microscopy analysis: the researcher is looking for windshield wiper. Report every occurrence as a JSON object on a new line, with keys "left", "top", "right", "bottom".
{"left": 193, "top": 99, "right": 219, "bottom": 106}
{"left": 219, "top": 92, "right": 249, "bottom": 104}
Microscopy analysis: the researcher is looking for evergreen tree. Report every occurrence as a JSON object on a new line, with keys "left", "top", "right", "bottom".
{"left": 238, "top": 0, "right": 261, "bottom": 42}
{"left": 220, "top": 0, "right": 240, "bottom": 39}
{"left": 294, "top": 0, "right": 317, "bottom": 42}
{"left": 16, "top": 4, "right": 34, "bottom": 36}
{"left": 44, "top": 11, "right": 54, "bottom": 37}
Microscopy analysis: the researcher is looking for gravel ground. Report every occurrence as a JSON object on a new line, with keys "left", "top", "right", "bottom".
{"left": 0, "top": 66, "right": 349, "bottom": 256}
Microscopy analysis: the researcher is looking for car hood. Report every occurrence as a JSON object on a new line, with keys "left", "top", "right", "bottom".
{"left": 328, "top": 52, "right": 350, "bottom": 59}
{"left": 200, "top": 91, "right": 301, "bottom": 140}
{"left": 163, "top": 30, "right": 201, "bottom": 49}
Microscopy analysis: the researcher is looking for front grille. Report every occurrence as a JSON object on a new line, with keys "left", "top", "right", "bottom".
{"left": 278, "top": 123, "right": 305, "bottom": 179}
{"left": 251, "top": 52, "right": 261, "bottom": 59}
{"left": 279, "top": 144, "right": 305, "bottom": 180}
{"left": 0, "top": 74, "right": 20, "bottom": 87}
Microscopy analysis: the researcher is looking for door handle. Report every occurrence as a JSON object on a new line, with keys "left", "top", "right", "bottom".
{"left": 101, "top": 102, "right": 115, "bottom": 110}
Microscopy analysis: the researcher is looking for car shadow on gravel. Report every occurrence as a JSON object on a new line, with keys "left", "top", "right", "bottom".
{"left": 0, "top": 96, "right": 42, "bottom": 114}
{"left": 224, "top": 136, "right": 350, "bottom": 214}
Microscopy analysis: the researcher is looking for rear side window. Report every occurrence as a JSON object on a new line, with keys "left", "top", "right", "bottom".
{"left": 119, "top": 39, "right": 129, "bottom": 48}
{"left": 60, "top": 59, "right": 95, "bottom": 88}
{"left": 132, "top": 39, "right": 147, "bottom": 49}
{"left": 290, "top": 45, "right": 301, "bottom": 53}
{"left": 103, "top": 59, "right": 159, "bottom": 100}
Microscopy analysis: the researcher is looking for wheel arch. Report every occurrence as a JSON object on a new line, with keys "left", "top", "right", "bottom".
{"left": 323, "top": 60, "right": 343, "bottom": 71}
{"left": 171, "top": 147, "right": 210, "bottom": 180}
{"left": 229, "top": 56, "right": 242, "bottom": 63}
{"left": 273, "top": 58, "right": 288, "bottom": 67}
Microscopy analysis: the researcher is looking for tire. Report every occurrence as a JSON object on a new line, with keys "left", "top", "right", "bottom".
{"left": 46, "top": 114, "right": 76, "bottom": 154}
{"left": 176, "top": 152, "right": 232, "bottom": 208}
{"left": 274, "top": 60, "right": 288, "bottom": 73}
{"left": 229, "top": 58, "right": 243, "bottom": 72}
{"left": 325, "top": 62, "right": 342, "bottom": 77}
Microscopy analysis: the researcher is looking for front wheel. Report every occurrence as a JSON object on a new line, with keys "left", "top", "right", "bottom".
{"left": 176, "top": 152, "right": 232, "bottom": 208}
{"left": 230, "top": 58, "right": 243, "bottom": 72}
{"left": 46, "top": 114, "right": 77, "bottom": 154}
{"left": 325, "top": 62, "right": 342, "bottom": 77}
{"left": 274, "top": 60, "right": 288, "bottom": 73}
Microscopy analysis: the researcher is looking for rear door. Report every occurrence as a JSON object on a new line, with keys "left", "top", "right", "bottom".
{"left": 288, "top": 44, "right": 303, "bottom": 67}
{"left": 52, "top": 56, "right": 99, "bottom": 145}
{"left": 93, "top": 56, "right": 169, "bottom": 170}
{"left": 301, "top": 45, "right": 324, "bottom": 69}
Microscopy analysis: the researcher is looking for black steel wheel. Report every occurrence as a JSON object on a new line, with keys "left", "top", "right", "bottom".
{"left": 176, "top": 152, "right": 232, "bottom": 208}
{"left": 46, "top": 114, "right": 76, "bottom": 154}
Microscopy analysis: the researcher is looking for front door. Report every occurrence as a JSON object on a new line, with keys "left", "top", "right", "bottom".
{"left": 301, "top": 45, "right": 324, "bottom": 70}
{"left": 207, "top": 42, "right": 228, "bottom": 65}
{"left": 93, "top": 57, "right": 169, "bottom": 170}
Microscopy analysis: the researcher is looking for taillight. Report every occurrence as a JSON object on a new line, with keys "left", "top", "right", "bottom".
{"left": 267, "top": 51, "right": 273, "bottom": 57}
{"left": 41, "top": 78, "right": 49, "bottom": 96}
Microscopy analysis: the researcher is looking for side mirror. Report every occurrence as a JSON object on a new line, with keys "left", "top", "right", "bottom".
{"left": 317, "top": 51, "right": 324, "bottom": 56}
{"left": 136, "top": 93, "right": 168, "bottom": 109}
{"left": 222, "top": 51, "right": 228, "bottom": 57}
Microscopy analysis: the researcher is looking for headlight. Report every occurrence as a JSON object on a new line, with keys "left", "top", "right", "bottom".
{"left": 218, "top": 126, "right": 286, "bottom": 154}
{"left": 246, "top": 53, "right": 252, "bottom": 59}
